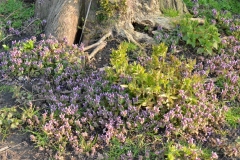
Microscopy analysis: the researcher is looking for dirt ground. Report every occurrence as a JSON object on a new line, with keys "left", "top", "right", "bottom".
{"left": 0, "top": 88, "right": 49, "bottom": 159}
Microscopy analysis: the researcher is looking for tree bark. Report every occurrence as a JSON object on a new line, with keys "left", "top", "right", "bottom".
{"left": 35, "top": 0, "right": 189, "bottom": 46}
{"left": 35, "top": 0, "right": 84, "bottom": 44}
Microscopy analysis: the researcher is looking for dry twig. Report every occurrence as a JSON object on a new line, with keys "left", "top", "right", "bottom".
{"left": 0, "top": 146, "right": 9, "bottom": 152}
{"left": 88, "top": 42, "right": 107, "bottom": 60}
{"left": 83, "top": 31, "right": 112, "bottom": 51}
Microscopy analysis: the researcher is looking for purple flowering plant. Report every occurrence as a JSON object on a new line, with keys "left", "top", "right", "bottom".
{"left": 154, "top": 25, "right": 181, "bottom": 53}
{"left": 0, "top": 37, "right": 239, "bottom": 159}
{"left": 105, "top": 42, "right": 240, "bottom": 158}
{"left": 1, "top": 1, "right": 240, "bottom": 158}
{"left": 0, "top": 35, "right": 86, "bottom": 78}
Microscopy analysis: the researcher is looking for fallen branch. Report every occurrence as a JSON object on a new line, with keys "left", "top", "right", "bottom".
{"left": 83, "top": 31, "right": 112, "bottom": 51}
{"left": 61, "top": 90, "right": 72, "bottom": 94}
{"left": 0, "top": 146, "right": 9, "bottom": 152}
{"left": 0, "top": 142, "right": 27, "bottom": 153}
{"left": 190, "top": 18, "right": 205, "bottom": 24}
{"left": 0, "top": 34, "right": 13, "bottom": 43}
{"left": 88, "top": 41, "right": 107, "bottom": 60}
{"left": 31, "top": 99, "right": 46, "bottom": 102}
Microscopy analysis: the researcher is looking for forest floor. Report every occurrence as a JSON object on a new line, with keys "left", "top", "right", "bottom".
{"left": 0, "top": 0, "right": 240, "bottom": 160}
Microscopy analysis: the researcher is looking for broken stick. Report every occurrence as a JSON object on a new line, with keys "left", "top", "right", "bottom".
{"left": 0, "top": 146, "right": 9, "bottom": 152}
{"left": 88, "top": 41, "right": 107, "bottom": 60}
{"left": 83, "top": 31, "right": 112, "bottom": 51}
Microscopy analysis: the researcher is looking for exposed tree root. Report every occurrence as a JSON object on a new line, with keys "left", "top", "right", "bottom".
{"left": 122, "top": 30, "right": 144, "bottom": 49}
{"left": 88, "top": 42, "right": 107, "bottom": 61}
{"left": 83, "top": 13, "right": 201, "bottom": 60}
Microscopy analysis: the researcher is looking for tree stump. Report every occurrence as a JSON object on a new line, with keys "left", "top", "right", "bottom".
{"left": 35, "top": 0, "right": 84, "bottom": 44}
{"left": 35, "top": 0, "right": 189, "bottom": 58}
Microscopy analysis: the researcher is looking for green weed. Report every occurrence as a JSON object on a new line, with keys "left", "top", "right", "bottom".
{"left": 183, "top": 0, "right": 240, "bottom": 15}
{"left": 0, "top": 84, "right": 15, "bottom": 93}
{"left": 107, "top": 42, "right": 203, "bottom": 108}
{"left": 0, "top": 0, "right": 42, "bottom": 43}
{"left": 107, "top": 135, "right": 162, "bottom": 159}
{"left": 0, "top": 0, "right": 34, "bottom": 29}
{"left": 0, "top": 106, "right": 22, "bottom": 140}
{"left": 225, "top": 107, "right": 240, "bottom": 128}
{"left": 179, "top": 18, "right": 221, "bottom": 55}
{"left": 165, "top": 141, "right": 212, "bottom": 160}
{"left": 97, "top": 0, "right": 127, "bottom": 21}
{"left": 163, "top": 9, "right": 179, "bottom": 17}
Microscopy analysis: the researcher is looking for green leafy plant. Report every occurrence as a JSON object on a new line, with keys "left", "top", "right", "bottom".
{"left": 179, "top": 18, "right": 221, "bottom": 55}
{"left": 183, "top": 0, "right": 240, "bottom": 15}
{"left": 0, "top": 0, "right": 34, "bottom": 29}
{"left": 0, "top": 84, "right": 15, "bottom": 93}
{"left": 165, "top": 141, "right": 213, "bottom": 160}
{"left": 0, "top": 106, "right": 22, "bottom": 140}
{"left": 107, "top": 42, "right": 203, "bottom": 109}
{"left": 0, "top": 0, "right": 42, "bottom": 43}
{"left": 163, "top": 9, "right": 179, "bottom": 17}
{"left": 107, "top": 135, "right": 162, "bottom": 159}
{"left": 225, "top": 107, "right": 240, "bottom": 128}
{"left": 97, "top": 0, "right": 127, "bottom": 21}
{"left": 0, "top": 35, "right": 86, "bottom": 78}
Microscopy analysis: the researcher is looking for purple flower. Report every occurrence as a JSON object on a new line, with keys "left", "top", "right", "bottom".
{"left": 9, "top": 27, "right": 15, "bottom": 33}
{"left": 192, "top": 0, "right": 198, "bottom": 3}
{"left": 41, "top": 19, "right": 47, "bottom": 25}
{"left": 14, "top": 29, "right": 20, "bottom": 35}
{"left": 212, "top": 9, "right": 217, "bottom": 17}
{"left": 193, "top": 10, "right": 198, "bottom": 16}
{"left": 164, "top": 33, "right": 169, "bottom": 39}
{"left": 211, "top": 19, "right": 216, "bottom": 25}
{"left": 79, "top": 42, "right": 84, "bottom": 51}
{"left": 6, "top": 20, "right": 11, "bottom": 25}
{"left": 211, "top": 152, "right": 218, "bottom": 159}
{"left": 157, "top": 26, "right": 163, "bottom": 31}
{"left": 178, "top": 32, "right": 183, "bottom": 37}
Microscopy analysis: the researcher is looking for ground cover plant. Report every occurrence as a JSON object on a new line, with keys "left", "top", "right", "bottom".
{"left": 0, "top": 0, "right": 42, "bottom": 44}
{"left": 0, "top": 0, "right": 240, "bottom": 159}
{"left": 183, "top": 0, "right": 240, "bottom": 16}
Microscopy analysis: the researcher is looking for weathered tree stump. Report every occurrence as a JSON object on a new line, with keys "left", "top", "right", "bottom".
{"left": 35, "top": 0, "right": 84, "bottom": 44}
{"left": 35, "top": 0, "right": 189, "bottom": 58}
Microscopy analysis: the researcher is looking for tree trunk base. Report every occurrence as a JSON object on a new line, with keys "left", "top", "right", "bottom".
{"left": 35, "top": 0, "right": 190, "bottom": 59}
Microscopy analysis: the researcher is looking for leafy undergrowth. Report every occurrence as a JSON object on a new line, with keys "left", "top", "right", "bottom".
{"left": 0, "top": 0, "right": 42, "bottom": 45}
{"left": 0, "top": 1, "right": 239, "bottom": 160}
